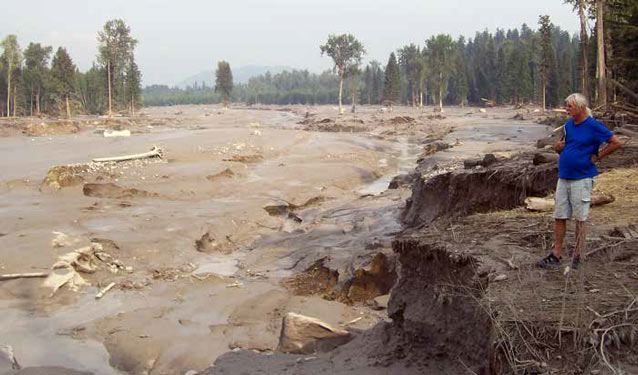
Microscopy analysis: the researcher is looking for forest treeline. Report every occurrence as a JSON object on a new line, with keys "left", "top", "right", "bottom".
{"left": 0, "top": 19, "right": 141, "bottom": 117}
{"left": 144, "top": 21, "right": 579, "bottom": 109}
{"left": 145, "top": 1, "right": 638, "bottom": 111}
{"left": 3, "top": 1, "right": 637, "bottom": 115}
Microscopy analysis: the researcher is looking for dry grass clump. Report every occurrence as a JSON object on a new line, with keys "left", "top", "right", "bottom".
{"left": 592, "top": 168, "right": 638, "bottom": 226}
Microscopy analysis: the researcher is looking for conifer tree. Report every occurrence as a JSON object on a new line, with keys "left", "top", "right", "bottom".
{"left": 398, "top": 44, "right": 424, "bottom": 107}
{"left": 371, "top": 61, "right": 383, "bottom": 104}
{"left": 124, "top": 58, "right": 142, "bottom": 114}
{"left": 539, "top": 15, "right": 554, "bottom": 111}
{"left": 23, "top": 43, "right": 52, "bottom": 116}
{"left": 363, "top": 65, "right": 372, "bottom": 105}
{"left": 383, "top": 52, "right": 400, "bottom": 109}
{"left": 51, "top": 47, "right": 76, "bottom": 118}
{"left": 215, "top": 60, "right": 233, "bottom": 107}
{"left": 495, "top": 46, "right": 508, "bottom": 104}
{"left": 77, "top": 63, "right": 106, "bottom": 114}
{"left": 606, "top": 0, "right": 638, "bottom": 105}
{"left": 452, "top": 36, "right": 469, "bottom": 106}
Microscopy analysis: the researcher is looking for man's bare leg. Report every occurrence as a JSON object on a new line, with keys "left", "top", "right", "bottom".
{"left": 575, "top": 220, "right": 587, "bottom": 257}
{"left": 554, "top": 219, "right": 567, "bottom": 258}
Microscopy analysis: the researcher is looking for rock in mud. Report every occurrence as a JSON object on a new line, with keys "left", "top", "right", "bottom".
{"left": 482, "top": 153, "right": 497, "bottom": 167}
{"left": 83, "top": 183, "right": 157, "bottom": 199}
{"left": 206, "top": 168, "right": 235, "bottom": 182}
{"left": 463, "top": 153, "right": 496, "bottom": 169}
{"left": 277, "top": 312, "right": 351, "bottom": 354}
{"left": 263, "top": 202, "right": 290, "bottom": 216}
{"left": 532, "top": 152, "right": 559, "bottom": 165}
{"left": 463, "top": 158, "right": 483, "bottom": 169}
{"left": 103, "top": 331, "right": 161, "bottom": 375}
{"left": 418, "top": 142, "right": 450, "bottom": 161}
{"left": 388, "top": 174, "right": 413, "bottom": 189}
{"left": 372, "top": 294, "right": 390, "bottom": 310}
{"left": 195, "top": 232, "right": 218, "bottom": 252}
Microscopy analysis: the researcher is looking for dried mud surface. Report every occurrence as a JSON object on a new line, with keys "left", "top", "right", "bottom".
{"left": 1, "top": 104, "right": 557, "bottom": 374}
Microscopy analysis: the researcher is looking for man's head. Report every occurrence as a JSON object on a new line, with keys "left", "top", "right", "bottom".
{"left": 565, "top": 93, "right": 591, "bottom": 122}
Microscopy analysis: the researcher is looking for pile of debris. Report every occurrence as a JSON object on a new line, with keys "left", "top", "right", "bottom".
{"left": 387, "top": 116, "right": 415, "bottom": 124}
{"left": 41, "top": 146, "right": 164, "bottom": 190}
{"left": 1, "top": 232, "right": 130, "bottom": 299}
{"left": 299, "top": 117, "right": 369, "bottom": 133}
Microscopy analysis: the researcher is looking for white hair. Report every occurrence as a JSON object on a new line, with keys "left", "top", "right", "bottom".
{"left": 565, "top": 93, "right": 592, "bottom": 117}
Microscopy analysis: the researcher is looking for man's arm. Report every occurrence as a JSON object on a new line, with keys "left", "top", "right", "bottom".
{"left": 591, "top": 135, "right": 622, "bottom": 163}
{"left": 554, "top": 139, "right": 566, "bottom": 153}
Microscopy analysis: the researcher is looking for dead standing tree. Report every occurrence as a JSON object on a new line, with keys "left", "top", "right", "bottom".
{"left": 596, "top": 0, "right": 607, "bottom": 106}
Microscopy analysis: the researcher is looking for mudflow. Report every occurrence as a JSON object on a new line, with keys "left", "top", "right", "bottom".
{"left": 2, "top": 104, "right": 635, "bottom": 375}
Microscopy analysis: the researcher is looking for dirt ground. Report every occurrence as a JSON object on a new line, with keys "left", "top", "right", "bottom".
{"left": 0, "top": 104, "right": 565, "bottom": 374}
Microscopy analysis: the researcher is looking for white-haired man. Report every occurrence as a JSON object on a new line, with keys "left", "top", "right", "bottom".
{"left": 538, "top": 93, "right": 622, "bottom": 269}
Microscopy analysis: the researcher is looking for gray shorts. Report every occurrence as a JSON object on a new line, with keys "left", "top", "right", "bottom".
{"left": 554, "top": 178, "right": 593, "bottom": 221}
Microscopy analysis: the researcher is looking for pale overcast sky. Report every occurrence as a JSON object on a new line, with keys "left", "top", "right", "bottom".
{"left": 2, "top": 0, "right": 581, "bottom": 86}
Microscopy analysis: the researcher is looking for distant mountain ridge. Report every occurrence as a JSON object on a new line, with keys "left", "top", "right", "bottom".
{"left": 176, "top": 64, "right": 293, "bottom": 88}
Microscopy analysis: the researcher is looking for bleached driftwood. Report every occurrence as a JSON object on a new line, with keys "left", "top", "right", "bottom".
{"left": 553, "top": 125, "right": 565, "bottom": 134}
{"left": 525, "top": 193, "right": 615, "bottom": 212}
{"left": 92, "top": 145, "right": 162, "bottom": 163}
{"left": 0, "top": 272, "right": 48, "bottom": 281}
{"left": 96, "top": 282, "right": 116, "bottom": 299}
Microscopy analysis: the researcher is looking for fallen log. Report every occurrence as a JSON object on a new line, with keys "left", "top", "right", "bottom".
{"left": 96, "top": 282, "right": 116, "bottom": 299}
{"left": 610, "top": 79, "right": 638, "bottom": 102}
{"left": 525, "top": 193, "right": 615, "bottom": 212}
{"left": 0, "top": 272, "right": 49, "bottom": 281}
{"left": 92, "top": 145, "right": 162, "bottom": 163}
{"left": 524, "top": 197, "right": 554, "bottom": 212}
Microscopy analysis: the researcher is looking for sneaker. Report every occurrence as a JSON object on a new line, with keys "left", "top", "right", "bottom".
{"left": 570, "top": 255, "right": 581, "bottom": 270}
{"left": 538, "top": 252, "right": 563, "bottom": 268}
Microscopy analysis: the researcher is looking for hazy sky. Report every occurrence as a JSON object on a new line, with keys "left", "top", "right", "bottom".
{"left": 2, "top": 0, "right": 581, "bottom": 86}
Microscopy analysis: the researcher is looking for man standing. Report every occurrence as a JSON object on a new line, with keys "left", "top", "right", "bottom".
{"left": 538, "top": 93, "right": 622, "bottom": 269}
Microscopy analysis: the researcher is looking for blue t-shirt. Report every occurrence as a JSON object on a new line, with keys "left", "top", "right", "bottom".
{"left": 558, "top": 117, "right": 613, "bottom": 179}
